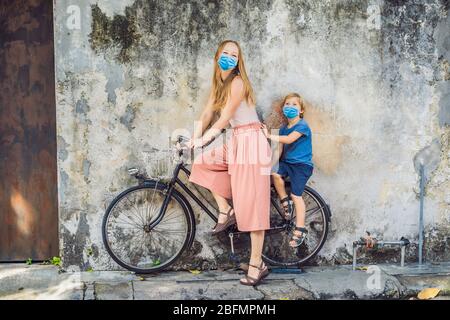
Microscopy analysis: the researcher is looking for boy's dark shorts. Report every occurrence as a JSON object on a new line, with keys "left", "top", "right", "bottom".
{"left": 276, "top": 161, "right": 313, "bottom": 196}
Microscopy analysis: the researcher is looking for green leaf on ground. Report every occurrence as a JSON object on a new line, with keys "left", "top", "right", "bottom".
{"left": 356, "top": 266, "right": 368, "bottom": 271}
{"left": 189, "top": 270, "right": 201, "bottom": 275}
{"left": 86, "top": 247, "right": 93, "bottom": 257}
{"left": 152, "top": 259, "right": 161, "bottom": 266}
{"left": 52, "top": 257, "right": 61, "bottom": 266}
{"left": 47, "top": 256, "right": 61, "bottom": 267}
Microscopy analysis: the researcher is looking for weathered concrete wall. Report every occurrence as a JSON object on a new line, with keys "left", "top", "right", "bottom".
{"left": 54, "top": 0, "right": 450, "bottom": 271}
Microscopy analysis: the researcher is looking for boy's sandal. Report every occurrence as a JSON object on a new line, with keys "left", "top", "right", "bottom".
{"left": 280, "top": 196, "right": 293, "bottom": 220}
{"left": 289, "top": 227, "right": 308, "bottom": 248}
{"left": 239, "top": 261, "right": 269, "bottom": 286}
{"left": 211, "top": 207, "right": 236, "bottom": 234}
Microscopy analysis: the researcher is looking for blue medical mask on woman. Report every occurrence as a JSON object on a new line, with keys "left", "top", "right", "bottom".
{"left": 218, "top": 54, "right": 238, "bottom": 71}
{"left": 282, "top": 105, "right": 299, "bottom": 119}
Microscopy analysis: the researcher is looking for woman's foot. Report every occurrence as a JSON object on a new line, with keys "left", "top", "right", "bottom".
{"left": 289, "top": 226, "right": 308, "bottom": 248}
{"left": 212, "top": 207, "right": 236, "bottom": 234}
{"left": 239, "top": 260, "right": 269, "bottom": 286}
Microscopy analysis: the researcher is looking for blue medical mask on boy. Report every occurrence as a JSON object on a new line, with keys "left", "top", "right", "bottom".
{"left": 218, "top": 54, "right": 238, "bottom": 71}
{"left": 282, "top": 105, "right": 299, "bottom": 119}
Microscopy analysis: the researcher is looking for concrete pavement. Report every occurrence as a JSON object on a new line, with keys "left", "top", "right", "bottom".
{"left": 0, "top": 262, "right": 449, "bottom": 300}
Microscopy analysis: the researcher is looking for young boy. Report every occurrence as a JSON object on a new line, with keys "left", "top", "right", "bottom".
{"left": 264, "top": 93, "right": 313, "bottom": 248}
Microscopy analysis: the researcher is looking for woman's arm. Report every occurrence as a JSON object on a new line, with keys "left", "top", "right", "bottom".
{"left": 192, "top": 91, "right": 215, "bottom": 140}
{"left": 197, "top": 77, "right": 244, "bottom": 145}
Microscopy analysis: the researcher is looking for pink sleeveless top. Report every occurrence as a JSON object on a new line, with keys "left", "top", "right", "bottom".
{"left": 229, "top": 100, "right": 260, "bottom": 128}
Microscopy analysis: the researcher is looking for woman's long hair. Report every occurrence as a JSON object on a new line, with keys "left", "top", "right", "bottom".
{"left": 211, "top": 40, "right": 255, "bottom": 111}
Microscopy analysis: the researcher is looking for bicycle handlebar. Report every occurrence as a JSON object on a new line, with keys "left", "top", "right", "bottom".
{"left": 175, "top": 129, "right": 226, "bottom": 160}
{"left": 176, "top": 129, "right": 226, "bottom": 149}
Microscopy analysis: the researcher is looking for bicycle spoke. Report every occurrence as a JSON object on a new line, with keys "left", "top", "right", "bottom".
{"left": 114, "top": 216, "right": 143, "bottom": 228}
{"left": 111, "top": 225, "right": 140, "bottom": 231}
{"left": 306, "top": 205, "right": 324, "bottom": 215}
{"left": 123, "top": 196, "right": 146, "bottom": 226}
{"left": 153, "top": 228, "right": 186, "bottom": 234}
{"left": 127, "top": 196, "right": 145, "bottom": 225}
{"left": 152, "top": 229, "right": 184, "bottom": 244}
{"left": 145, "top": 187, "right": 159, "bottom": 223}
{"left": 158, "top": 212, "right": 184, "bottom": 223}
{"left": 103, "top": 184, "right": 194, "bottom": 272}
{"left": 134, "top": 192, "right": 148, "bottom": 225}
{"left": 157, "top": 219, "right": 185, "bottom": 226}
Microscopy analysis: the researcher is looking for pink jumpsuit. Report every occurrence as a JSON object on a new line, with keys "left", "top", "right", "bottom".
{"left": 189, "top": 101, "right": 272, "bottom": 232}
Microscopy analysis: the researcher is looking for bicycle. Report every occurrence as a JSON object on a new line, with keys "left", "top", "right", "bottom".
{"left": 102, "top": 134, "right": 332, "bottom": 273}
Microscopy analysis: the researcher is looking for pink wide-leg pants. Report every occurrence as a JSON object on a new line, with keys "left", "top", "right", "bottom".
{"left": 189, "top": 122, "right": 272, "bottom": 232}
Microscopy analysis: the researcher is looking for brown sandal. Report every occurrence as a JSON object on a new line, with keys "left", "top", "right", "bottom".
{"left": 239, "top": 261, "right": 269, "bottom": 286}
{"left": 211, "top": 207, "right": 236, "bottom": 234}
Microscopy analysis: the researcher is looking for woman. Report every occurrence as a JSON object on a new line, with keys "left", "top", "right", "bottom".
{"left": 188, "top": 40, "right": 272, "bottom": 286}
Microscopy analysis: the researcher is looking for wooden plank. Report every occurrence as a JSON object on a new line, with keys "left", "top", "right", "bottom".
{"left": 0, "top": 0, "right": 58, "bottom": 261}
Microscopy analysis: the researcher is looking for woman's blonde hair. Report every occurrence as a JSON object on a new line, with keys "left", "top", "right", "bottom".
{"left": 275, "top": 93, "right": 305, "bottom": 125}
{"left": 211, "top": 40, "right": 255, "bottom": 111}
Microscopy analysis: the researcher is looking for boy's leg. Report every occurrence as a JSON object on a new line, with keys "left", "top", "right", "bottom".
{"left": 289, "top": 164, "right": 313, "bottom": 226}
{"left": 288, "top": 164, "right": 313, "bottom": 247}
{"left": 272, "top": 173, "right": 293, "bottom": 219}
{"left": 272, "top": 173, "right": 288, "bottom": 199}
{"left": 291, "top": 194, "right": 306, "bottom": 227}
{"left": 289, "top": 194, "right": 307, "bottom": 247}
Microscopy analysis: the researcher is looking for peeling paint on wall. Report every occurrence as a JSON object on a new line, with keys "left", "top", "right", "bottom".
{"left": 119, "top": 104, "right": 137, "bottom": 132}
{"left": 89, "top": 4, "right": 140, "bottom": 64}
{"left": 54, "top": 0, "right": 450, "bottom": 270}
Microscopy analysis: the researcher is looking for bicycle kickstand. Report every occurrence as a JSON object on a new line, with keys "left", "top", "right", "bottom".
{"left": 228, "top": 233, "right": 240, "bottom": 268}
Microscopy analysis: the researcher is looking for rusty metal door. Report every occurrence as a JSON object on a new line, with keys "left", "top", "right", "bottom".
{"left": 0, "top": 0, "right": 58, "bottom": 261}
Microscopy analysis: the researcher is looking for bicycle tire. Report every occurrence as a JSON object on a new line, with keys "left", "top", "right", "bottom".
{"left": 102, "top": 182, "right": 195, "bottom": 273}
{"left": 262, "top": 183, "right": 331, "bottom": 266}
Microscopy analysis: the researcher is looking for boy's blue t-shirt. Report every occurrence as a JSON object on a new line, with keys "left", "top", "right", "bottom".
{"left": 279, "top": 119, "right": 313, "bottom": 167}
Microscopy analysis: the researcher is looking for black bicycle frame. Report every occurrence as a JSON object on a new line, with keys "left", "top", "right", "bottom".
{"left": 149, "top": 161, "right": 285, "bottom": 233}
{"left": 148, "top": 162, "right": 217, "bottom": 228}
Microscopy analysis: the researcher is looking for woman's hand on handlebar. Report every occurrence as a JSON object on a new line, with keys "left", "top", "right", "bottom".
{"left": 187, "top": 137, "right": 204, "bottom": 149}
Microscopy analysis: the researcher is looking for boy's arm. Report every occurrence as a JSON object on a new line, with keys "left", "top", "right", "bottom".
{"left": 261, "top": 125, "right": 284, "bottom": 164}
{"left": 268, "top": 131, "right": 302, "bottom": 144}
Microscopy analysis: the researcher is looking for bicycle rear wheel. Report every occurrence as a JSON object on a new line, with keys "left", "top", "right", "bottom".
{"left": 262, "top": 183, "right": 330, "bottom": 266}
{"left": 102, "top": 182, "right": 194, "bottom": 273}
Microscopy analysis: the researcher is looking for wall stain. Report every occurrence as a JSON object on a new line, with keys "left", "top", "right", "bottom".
{"left": 61, "top": 211, "right": 90, "bottom": 269}
{"left": 89, "top": 4, "right": 140, "bottom": 64}
{"left": 119, "top": 104, "right": 137, "bottom": 132}
{"left": 82, "top": 158, "right": 91, "bottom": 183}
{"left": 88, "top": 0, "right": 274, "bottom": 100}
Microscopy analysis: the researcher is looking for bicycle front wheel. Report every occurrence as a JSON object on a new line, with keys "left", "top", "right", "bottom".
{"left": 263, "top": 183, "right": 330, "bottom": 267}
{"left": 102, "top": 182, "right": 194, "bottom": 273}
